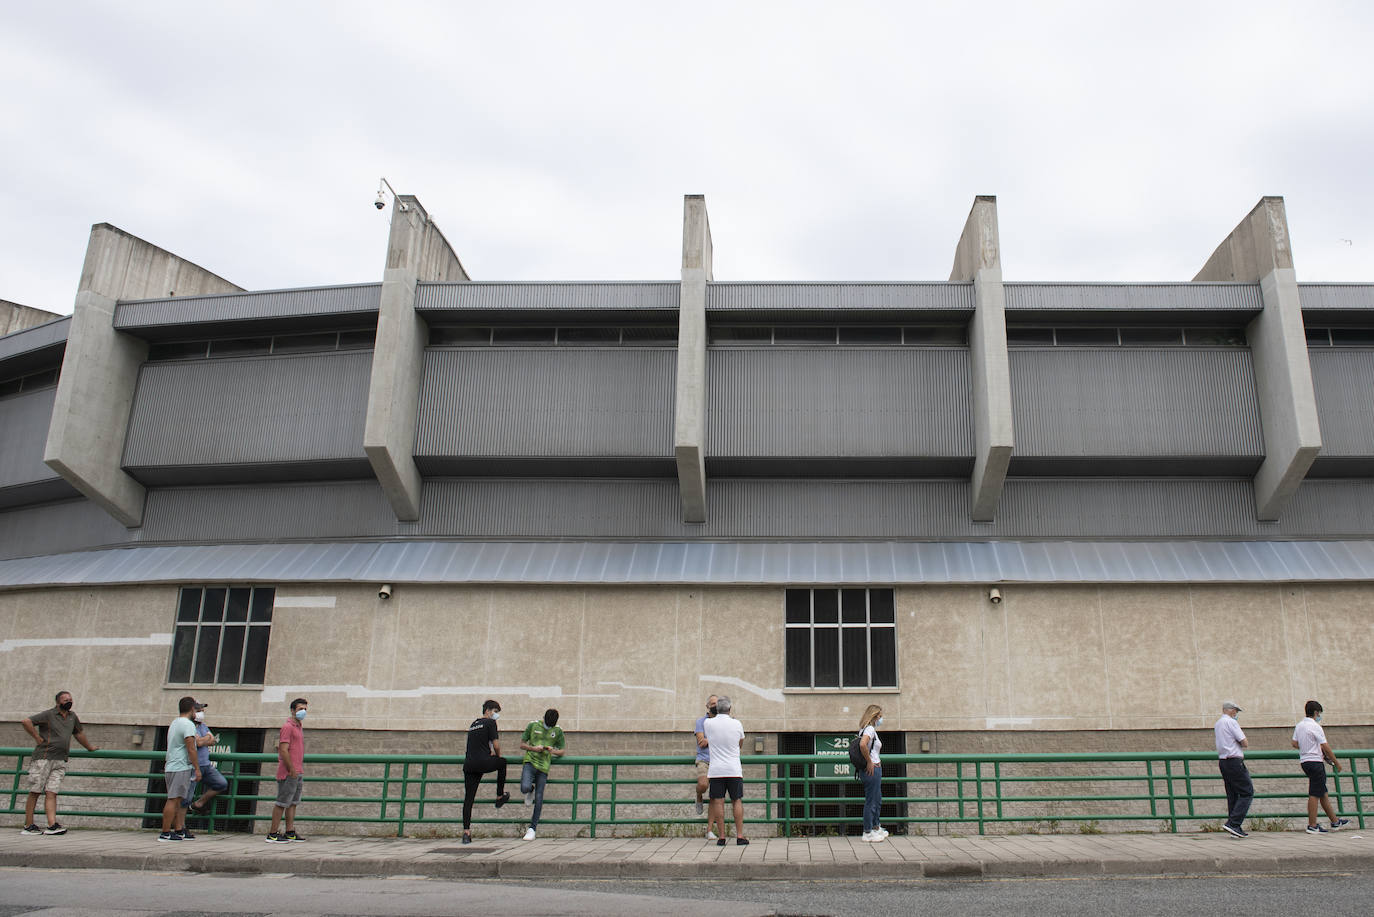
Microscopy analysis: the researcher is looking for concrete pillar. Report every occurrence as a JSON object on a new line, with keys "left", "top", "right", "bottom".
{"left": 949, "top": 196, "right": 1014, "bottom": 521}
{"left": 1194, "top": 196, "right": 1319, "bottom": 520}
{"left": 363, "top": 195, "right": 469, "bottom": 521}
{"left": 43, "top": 223, "right": 242, "bottom": 526}
{"left": 674, "top": 194, "right": 712, "bottom": 523}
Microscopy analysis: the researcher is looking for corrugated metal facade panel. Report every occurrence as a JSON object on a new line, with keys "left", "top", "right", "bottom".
{"left": 1298, "top": 283, "right": 1374, "bottom": 311}
{"left": 706, "top": 283, "right": 974, "bottom": 311}
{"left": 0, "top": 499, "right": 131, "bottom": 561}
{"left": 123, "top": 351, "right": 372, "bottom": 468}
{"left": 707, "top": 349, "right": 973, "bottom": 457}
{"left": 114, "top": 284, "right": 381, "bottom": 329}
{"left": 1010, "top": 349, "right": 1263, "bottom": 456}
{"left": 10, "top": 538, "right": 1374, "bottom": 589}
{"left": 138, "top": 481, "right": 397, "bottom": 544}
{"left": 0, "top": 388, "right": 60, "bottom": 489}
{"left": 409, "top": 477, "right": 1374, "bottom": 540}
{"left": 416, "top": 282, "right": 680, "bottom": 312}
{"left": 1003, "top": 283, "right": 1262, "bottom": 311}
{"left": 0, "top": 316, "right": 69, "bottom": 365}
{"left": 416, "top": 349, "right": 676, "bottom": 457}
{"left": 1310, "top": 349, "right": 1374, "bottom": 455}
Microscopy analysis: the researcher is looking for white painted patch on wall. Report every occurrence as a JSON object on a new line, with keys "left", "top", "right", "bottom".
{"left": 273, "top": 595, "right": 337, "bottom": 608}
{"left": 259, "top": 685, "right": 620, "bottom": 703}
{"left": 700, "top": 675, "right": 784, "bottom": 704}
{"left": 0, "top": 633, "right": 173, "bottom": 653}
{"left": 597, "top": 681, "right": 675, "bottom": 695}
{"left": 985, "top": 717, "right": 1033, "bottom": 728}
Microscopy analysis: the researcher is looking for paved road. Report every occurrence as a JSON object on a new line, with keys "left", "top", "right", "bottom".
{"left": 3, "top": 868, "right": 1374, "bottom": 917}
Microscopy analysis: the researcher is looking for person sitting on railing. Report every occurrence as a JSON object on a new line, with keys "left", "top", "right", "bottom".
{"left": 461, "top": 699, "right": 511, "bottom": 844}
{"left": 186, "top": 703, "right": 228, "bottom": 819}
{"left": 518, "top": 708, "right": 565, "bottom": 841}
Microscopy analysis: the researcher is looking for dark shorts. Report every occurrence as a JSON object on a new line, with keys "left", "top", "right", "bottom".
{"left": 708, "top": 776, "right": 744, "bottom": 800}
{"left": 1302, "top": 760, "right": 1328, "bottom": 797}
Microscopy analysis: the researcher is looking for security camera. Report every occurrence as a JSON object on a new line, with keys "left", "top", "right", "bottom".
{"left": 988, "top": 587, "right": 1002, "bottom": 605}
{"left": 378, "top": 584, "right": 393, "bottom": 600}
{"left": 374, "top": 191, "right": 386, "bottom": 210}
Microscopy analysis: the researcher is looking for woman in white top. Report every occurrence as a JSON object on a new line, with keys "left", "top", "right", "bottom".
{"left": 857, "top": 704, "right": 886, "bottom": 842}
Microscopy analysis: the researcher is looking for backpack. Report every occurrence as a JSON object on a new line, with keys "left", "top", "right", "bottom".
{"left": 847, "top": 729, "right": 868, "bottom": 775}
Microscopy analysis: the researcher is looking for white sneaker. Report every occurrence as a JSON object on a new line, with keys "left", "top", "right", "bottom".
{"left": 523, "top": 827, "right": 536, "bottom": 841}
{"left": 706, "top": 830, "right": 718, "bottom": 840}
{"left": 868, "top": 831, "right": 886, "bottom": 843}
{"left": 861, "top": 830, "right": 874, "bottom": 842}
{"left": 874, "top": 827, "right": 889, "bottom": 839}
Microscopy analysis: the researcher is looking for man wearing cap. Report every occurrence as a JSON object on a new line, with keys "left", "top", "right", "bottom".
{"left": 1214, "top": 700, "right": 1252, "bottom": 838}
{"left": 159, "top": 696, "right": 202, "bottom": 841}
{"left": 186, "top": 703, "right": 228, "bottom": 818}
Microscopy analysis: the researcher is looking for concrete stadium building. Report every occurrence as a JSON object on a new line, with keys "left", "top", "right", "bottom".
{"left": 3, "top": 193, "right": 1373, "bottom": 774}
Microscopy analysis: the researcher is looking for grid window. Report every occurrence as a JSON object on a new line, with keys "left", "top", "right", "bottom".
{"left": 167, "top": 586, "right": 275, "bottom": 685}
{"left": 784, "top": 588, "right": 897, "bottom": 689}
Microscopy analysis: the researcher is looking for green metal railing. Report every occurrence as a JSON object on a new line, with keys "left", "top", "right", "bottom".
{"left": 4, "top": 747, "right": 1371, "bottom": 836}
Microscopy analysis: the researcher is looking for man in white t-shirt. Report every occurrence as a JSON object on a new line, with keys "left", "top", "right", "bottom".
{"left": 1291, "top": 699, "right": 1350, "bottom": 834}
{"left": 702, "top": 695, "right": 748, "bottom": 846}
{"left": 1213, "top": 701, "right": 1252, "bottom": 838}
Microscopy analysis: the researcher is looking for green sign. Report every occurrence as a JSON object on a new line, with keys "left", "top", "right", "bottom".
{"left": 814, "top": 733, "right": 854, "bottom": 779}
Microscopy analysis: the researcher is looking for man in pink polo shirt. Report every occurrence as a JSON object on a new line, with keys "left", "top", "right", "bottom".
{"left": 265, "top": 698, "right": 308, "bottom": 843}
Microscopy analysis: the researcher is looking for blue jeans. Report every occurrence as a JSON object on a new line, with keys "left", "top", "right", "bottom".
{"left": 184, "top": 763, "right": 228, "bottom": 806}
{"left": 860, "top": 765, "right": 883, "bottom": 832}
{"left": 521, "top": 763, "right": 549, "bottom": 829}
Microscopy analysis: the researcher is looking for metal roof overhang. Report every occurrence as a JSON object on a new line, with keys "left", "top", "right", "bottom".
{"left": 3, "top": 540, "right": 1373, "bottom": 590}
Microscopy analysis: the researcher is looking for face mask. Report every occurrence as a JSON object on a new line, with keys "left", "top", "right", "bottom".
{"left": 295, "top": 709, "right": 307, "bottom": 721}
{"left": 491, "top": 711, "right": 500, "bottom": 721}
{"left": 876, "top": 716, "right": 884, "bottom": 728}
{"left": 1315, "top": 714, "right": 1322, "bottom": 722}
{"left": 194, "top": 711, "right": 205, "bottom": 723}
{"left": 59, "top": 701, "right": 73, "bottom": 711}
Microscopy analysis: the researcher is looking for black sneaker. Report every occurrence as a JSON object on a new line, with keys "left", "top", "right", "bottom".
{"left": 21, "top": 824, "right": 43, "bottom": 836}
{"left": 716, "top": 837, "right": 726, "bottom": 847}
{"left": 189, "top": 802, "right": 210, "bottom": 816}
{"left": 495, "top": 792, "right": 510, "bottom": 809}
{"left": 157, "top": 831, "right": 180, "bottom": 842}
{"left": 285, "top": 830, "right": 304, "bottom": 842}
{"left": 1221, "top": 824, "right": 1246, "bottom": 839}
{"left": 736, "top": 837, "right": 750, "bottom": 846}
{"left": 178, "top": 829, "right": 195, "bottom": 840}
{"left": 264, "top": 832, "right": 289, "bottom": 843}
{"left": 43, "top": 823, "right": 66, "bottom": 836}
{"left": 461, "top": 833, "right": 473, "bottom": 845}
{"left": 1331, "top": 818, "right": 1351, "bottom": 831}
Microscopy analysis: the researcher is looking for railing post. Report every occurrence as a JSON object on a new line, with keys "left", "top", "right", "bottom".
{"left": 8, "top": 751, "right": 26, "bottom": 814}
{"left": 779, "top": 761, "right": 791, "bottom": 837}
{"left": 1333, "top": 754, "right": 1347, "bottom": 821}
{"left": 1145, "top": 760, "right": 1159, "bottom": 821}
{"left": 571, "top": 763, "right": 580, "bottom": 829}
{"left": 1164, "top": 759, "right": 1178, "bottom": 833}
{"left": 380, "top": 761, "right": 391, "bottom": 823}
{"left": 975, "top": 761, "right": 985, "bottom": 835}
{"left": 994, "top": 761, "right": 1003, "bottom": 821}
{"left": 590, "top": 763, "right": 600, "bottom": 838}
{"left": 397, "top": 762, "right": 410, "bottom": 837}
{"left": 764, "top": 758, "right": 773, "bottom": 838}
{"left": 1184, "top": 758, "right": 1195, "bottom": 818}
{"left": 416, "top": 762, "right": 429, "bottom": 829}
{"left": 610, "top": 763, "right": 618, "bottom": 826}
{"left": 956, "top": 761, "right": 965, "bottom": 822}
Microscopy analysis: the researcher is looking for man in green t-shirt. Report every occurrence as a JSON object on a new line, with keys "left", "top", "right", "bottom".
{"left": 518, "top": 709, "right": 565, "bottom": 840}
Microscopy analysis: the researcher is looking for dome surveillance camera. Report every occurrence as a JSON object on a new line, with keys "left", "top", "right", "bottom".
{"left": 378, "top": 584, "right": 393, "bottom": 600}
{"left": 374, "top": 191, "right": 386, "bottom": 210}
{"left": 988, "top": 587, "right": 1002, "bottom": 605}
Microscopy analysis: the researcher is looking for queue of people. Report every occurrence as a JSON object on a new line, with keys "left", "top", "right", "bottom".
{"left": 14, "top": 690, "right": 1357, "bottom": 842}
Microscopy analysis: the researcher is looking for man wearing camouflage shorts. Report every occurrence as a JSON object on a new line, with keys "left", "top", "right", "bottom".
{"left": 20, "top": 689, "right": 98, "bottom": 836}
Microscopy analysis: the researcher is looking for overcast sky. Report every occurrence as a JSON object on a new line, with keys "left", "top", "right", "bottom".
{"left": 3, "top": 1, "right": 1373, "bottom": 315}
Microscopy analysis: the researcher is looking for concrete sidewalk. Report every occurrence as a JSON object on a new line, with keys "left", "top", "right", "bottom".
{"left": 2, "top": 828, "right": 1372, "bottom": 880}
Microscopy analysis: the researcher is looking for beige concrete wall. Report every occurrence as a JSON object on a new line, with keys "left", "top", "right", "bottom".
{"left": 2, "top": 582, "right": 1373, "bottom": 737}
